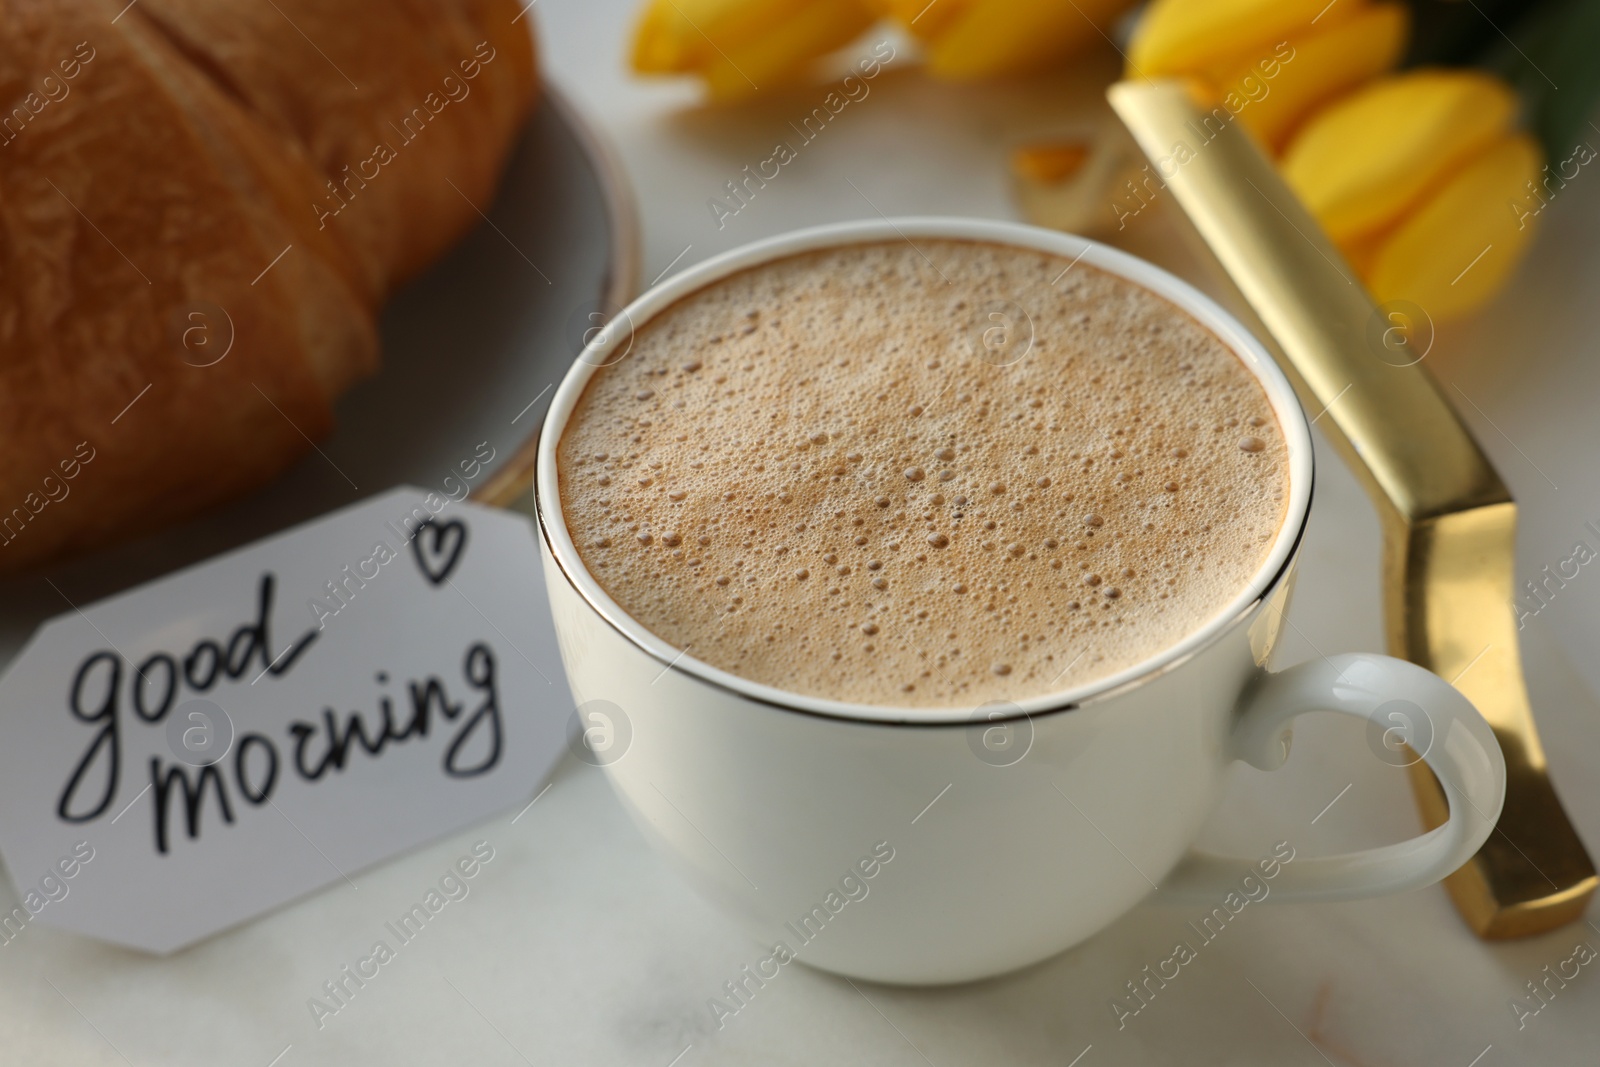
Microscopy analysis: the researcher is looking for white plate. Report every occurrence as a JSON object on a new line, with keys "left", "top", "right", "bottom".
{"left": 0, "top": 86, "right": 640, "bottom": 669}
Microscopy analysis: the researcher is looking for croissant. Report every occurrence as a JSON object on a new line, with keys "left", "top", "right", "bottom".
{"left": 0, "top": 0, "right": 539, "bottom": 573}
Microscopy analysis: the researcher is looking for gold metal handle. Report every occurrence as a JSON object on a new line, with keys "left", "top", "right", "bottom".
{"left": 1108, "top": 78, "right": 1596, "bottom": 937}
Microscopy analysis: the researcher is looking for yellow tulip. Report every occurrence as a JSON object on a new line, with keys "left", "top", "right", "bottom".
{"left": 872, "top": 0, "right": 967, "bottom": 41}
{"left": 927, "top": 0, "right": 1135, "bottom": 80}
{"left": 1127, "top": 0, "right": 1409, "bottom": 153}
{"left": 1011, "top": 141, "right": 1090, "bottom": 185}
{"left": 631, "top": 0, "right": 879, "bottom": 100}
{"left": 1009, "top": 133, "right": 1142, "bottom": 235}
{"left": 1335, "top": 229, "right": 1386, "bottom": 281}
{"left": 875, "top": 0, "right": 1137, "bottom": 81}
{"left": 1281, "top": 70, "right": 1518, "bottom": 244}
{"left": 1364, "top": 134, "right": 1543, "bottom": 321}
{"left": 632, "top": 0, "right": 785, "bottom": 73}
{"left": 1001, "top": 1, "right": 1541, "bottom": 321}
{"left": 1218, "top": 3, "right": 1408, "bottom": 151}
{"left": 1129, "top": 0, "right": 1345, "bottom": 80}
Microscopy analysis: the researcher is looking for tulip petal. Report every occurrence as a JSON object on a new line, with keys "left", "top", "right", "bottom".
{"left": 1011, "top": 140, "right": 1092, "bottom": 185}
{"left": 1129, "top": 0, "right": 1358, "bottom": 80}
{"left": 697, "top": 0, "right": 881, "bottom": 100}
{"left": 874, "top": 0, "right": 973, "bottom": 41}
{"left": 1363, "top": 133, "right": 1543, "bottom": 321}
{"left": 1012, "top": 135, "right": 1144, "bottom": 236}
{"left": 1282, "top": 69, "right": 1518, "bottom": 244}
{"left": 1225, "top": 3, "right": 1408, "bottom": 152}
{"left": 632, "top": 0, "right": 821, "bottom": 74}
{"left": 926, "top": 0, "right": 1135, "bottom": 81}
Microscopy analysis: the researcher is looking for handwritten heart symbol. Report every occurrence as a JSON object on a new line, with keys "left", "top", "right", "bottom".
{"left": 411, "top": 518, "right": 468, "bottom": 586}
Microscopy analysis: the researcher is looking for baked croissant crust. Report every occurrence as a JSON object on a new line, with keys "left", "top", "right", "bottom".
{"left": 0, "top": 0, "right": 539, "bottom": 573}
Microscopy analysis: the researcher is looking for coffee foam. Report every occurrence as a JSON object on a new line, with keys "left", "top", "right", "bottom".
{"left": 557, "top": 240, "right": 1289, "bottom": 707}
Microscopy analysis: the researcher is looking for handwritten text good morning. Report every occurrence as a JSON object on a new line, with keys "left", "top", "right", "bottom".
{"left": 0, "top": 488, "right": 569, "bottom": 952}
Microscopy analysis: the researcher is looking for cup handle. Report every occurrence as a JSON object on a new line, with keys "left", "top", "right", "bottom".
{"left": 1159, "top": 653, "right": 1506, "bottom": 902}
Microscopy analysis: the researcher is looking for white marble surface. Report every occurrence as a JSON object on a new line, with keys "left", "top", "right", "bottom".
{"left": 5, "top": 4, "right": 1600, "bottom": 1064}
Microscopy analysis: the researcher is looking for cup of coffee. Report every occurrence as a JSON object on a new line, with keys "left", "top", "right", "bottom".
{"left": 533, "top": 218, "right": 1505, "bottom": 984}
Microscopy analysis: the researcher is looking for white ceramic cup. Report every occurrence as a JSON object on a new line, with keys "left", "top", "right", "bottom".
{"left": 534, "top": 218, "right": 1506, "bottom": 984}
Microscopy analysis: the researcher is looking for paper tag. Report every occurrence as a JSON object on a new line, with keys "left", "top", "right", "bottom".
{"left": 0, "top": 487, "right": 570, "bottom": 953}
